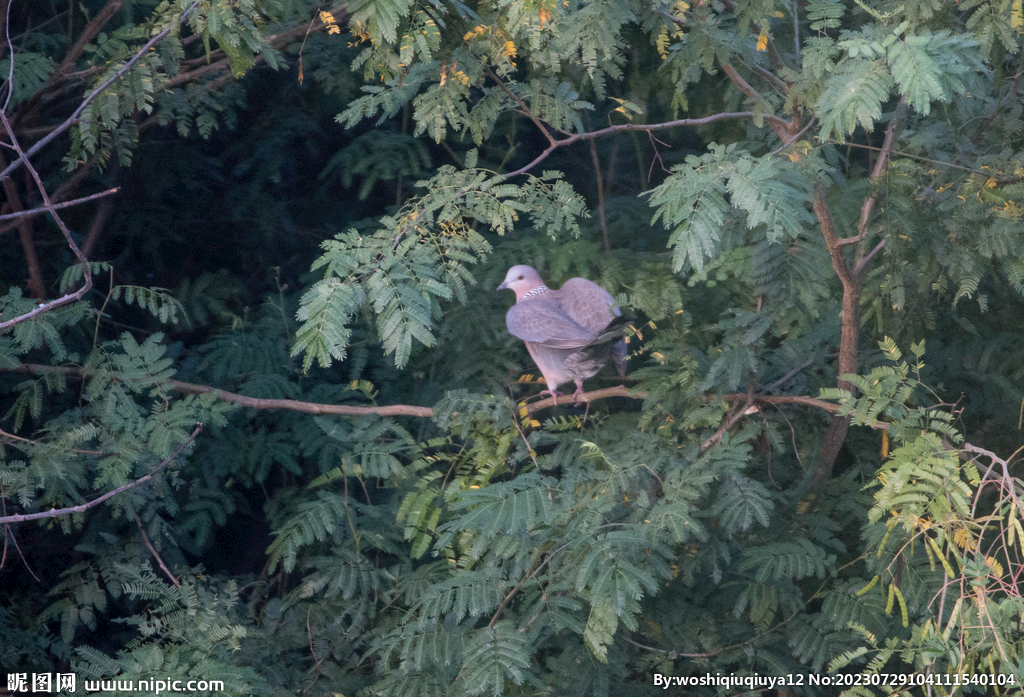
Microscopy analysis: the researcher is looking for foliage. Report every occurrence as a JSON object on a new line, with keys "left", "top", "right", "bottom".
{"left": 3, "top": 0, "right": 1024, "bottom": 696}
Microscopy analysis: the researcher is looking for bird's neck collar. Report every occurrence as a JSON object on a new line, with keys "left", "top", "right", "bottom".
{"left": 518, "top": 286, "right": 549, "bottom": 302}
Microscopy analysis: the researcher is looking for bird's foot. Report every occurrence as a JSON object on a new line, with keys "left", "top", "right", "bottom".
{"left": 572, "top": 382, "right": 587, "bottom": 403}
{"left": 539, "top": 389, "right": 562, "bottom": 405}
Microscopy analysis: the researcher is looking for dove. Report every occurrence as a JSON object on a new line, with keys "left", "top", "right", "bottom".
{"left": 497, "top": 265, "right": 627, "bottom": 404}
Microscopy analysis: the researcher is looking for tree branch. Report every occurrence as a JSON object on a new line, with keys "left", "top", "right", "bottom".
{"left": 0, "top": 149, "right": 46, "bottom": 298}
{"left": 719, "top": 64, "right": 791, "bottom": 140}
{"left": 165, "top": 7, "right": 346, "bottom": 89}
{"left": 486, "top": 65, "right": 557, "bottom": 146}
{"left": 0, "top": 2, "right": 199, "bottom": 183}
{"left": 501, "top": 111, "right": 764, "bottom": 180}
{"left": 0, "top": 186, "right": 119, "bottom": 224}
{"left": 856, "top": 99, "right": 907, "bottom": 239}
{"left": 0, "top": 424, "right": 202, "bottom": 525}
{"left": 135, "top": 512, "right": 181, "bottom": 588}
{"left": 0, "top": 110, "right": 92, "bottom": 329}
{"left": 7, "top": 363, "right": 885, "bottom": 425}
{"left": 56, "top": 0, "right": 124, "bottom": 75}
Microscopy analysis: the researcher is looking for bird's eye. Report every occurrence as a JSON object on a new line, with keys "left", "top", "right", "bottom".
{"left": 517, "top": 275, "right": 524, "bottom": 280}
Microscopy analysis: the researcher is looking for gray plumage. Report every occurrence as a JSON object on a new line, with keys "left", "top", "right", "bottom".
{"left": 497, "top": 265, "right": 627, "bottom": 404}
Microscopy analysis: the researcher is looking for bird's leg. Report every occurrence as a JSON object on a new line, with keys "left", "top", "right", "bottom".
{"left": 539, "top": 389, "right": 561, "bottom": 405}
{"left": 571, "top": 380, "right": 586, "bottom": 403}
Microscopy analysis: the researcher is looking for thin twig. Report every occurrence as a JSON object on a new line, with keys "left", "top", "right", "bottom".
{"left": 763, "top": 359, "right": 813, "bottom": 392}
{"left": 0, "top": 109, "right": 93, "bottom": 330}
{"left": 770, "top": 118, "right": 815, "bottom": 157}
{"left": 486, "top": 65, "right": 557, "bottom": 146}
{"left": 500, "top": 112, "right": 765, "bottom": 180}
{"left": 134, "top": 512, "right": 181, "bottom": 588}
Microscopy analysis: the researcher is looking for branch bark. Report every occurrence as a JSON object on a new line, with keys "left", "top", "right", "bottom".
{"left": 0, "top": 186, "right": 119, "bottom": 225}
{"left": 56, "top": 0, "right": 124, "bottom": 75}
{"left": 0, "top": 149, "right": 46, "bottom": 299}
{"left": 808, "top": 102, "right": 907, "bottom": 482}
{"left": 6, "top": 363, "right": 886, "bottom": 426}
{"left": 0, "top": 109, "right": 92, "bottom": 330}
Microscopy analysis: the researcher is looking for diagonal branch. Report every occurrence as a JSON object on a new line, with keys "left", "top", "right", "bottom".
{"left": 0, "top": 424, "right": 202, "bottom": 525}
{"left": 856, "top": 98, "right": 907, "bottom": 239}
{"left": 719, "top": 64, "right": 791, "bottom": 140}
{"left": 56, "top": 0, "right": 125, "bottom": 75}
{"left": 0, "top": 110, "right": 92, "bottom": 329}
{"left": 486, "top": 65, "right": 557, "bottom": 146}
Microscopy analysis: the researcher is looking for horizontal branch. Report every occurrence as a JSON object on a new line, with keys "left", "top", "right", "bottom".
{"left": 8, "top": 364, "right": 883, "bottom": 425}
{"left": 501, "top": 112, "right": 764, "bottom": 180}
{"left": 0, "top": 424, "right": 201, "bottom": 525}
{"left": 11, "top": 364, "right": 434, "bottom": 417}
{"left": 0, "top": 187, "right": 119, "bottom": 222}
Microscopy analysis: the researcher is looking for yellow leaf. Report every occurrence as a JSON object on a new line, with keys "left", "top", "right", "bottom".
{"left": 756, "top": 29, "right": 769, "bottom": 52}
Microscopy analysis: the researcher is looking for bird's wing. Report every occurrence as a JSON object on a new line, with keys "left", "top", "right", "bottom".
{"left": 506, "top": 300, "right": 595, "bottom": 349}
{"left": 555, "top": 278, "right": 620, "bottom": 332}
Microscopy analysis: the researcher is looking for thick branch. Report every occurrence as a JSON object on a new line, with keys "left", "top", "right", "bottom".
{"left": 82, "top": 195, "right": 114, "bottom": 258}
{"left": 718, "top": 64, "right": 791, "bottom": 140}
{"left": 0, "top": 150, "right": 45, "bottom": 298}
{"left": 56, "top": 0, "right": 124, "bottom": 75}
{"left": 0, "top": 425, "right": 201, "bottom": 525}
{"left": 856, "top": 99, "right": 907, "bottom": 239}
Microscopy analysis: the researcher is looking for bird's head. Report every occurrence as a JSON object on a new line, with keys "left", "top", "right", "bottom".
{"left": 497, "top": 265, "right": 547, "bottom": 300}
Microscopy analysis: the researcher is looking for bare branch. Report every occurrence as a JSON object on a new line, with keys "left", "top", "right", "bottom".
{"left": 0, "top": 110, "right": 92, "bottom": 329}
{"left": 0, "top": 425, "right": 202, "bottom": 525}
{"left": 135, "top": 512, "right": 181, "bottom": 588}
{"left": 486, "top": 65, "right": 557, "bottom": 146}
{"left": 719, "top": 64, "right": 792, "bottom": 140}
{"left": 770, "top": 117, "right": 815, "bottom": 157}
{"left": 853, "top": 238, "right": 885, "bottom": 277}
{"left": 501, "top": 111, "right": 764, "bottom": 180}
{"left": 8, "top": 363, "right": 883, "bottom": 424}
{"left": 0, "top": 186, "right": 119, "bottom": 223}
{"left": 856, "top": 99, "right": 907, "bottom": 239}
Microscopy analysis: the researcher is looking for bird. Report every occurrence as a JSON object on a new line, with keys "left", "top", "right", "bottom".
{"left": 497, "top": 265, "right": 627, "bottom": 404}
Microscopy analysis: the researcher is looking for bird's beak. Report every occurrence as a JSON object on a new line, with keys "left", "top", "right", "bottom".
{"left": 497, "top": 280, "right": 509, "bottom": 291}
